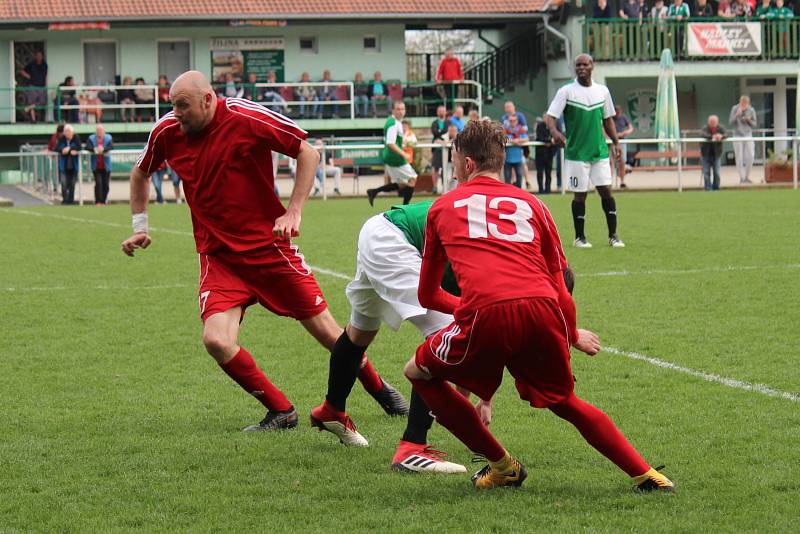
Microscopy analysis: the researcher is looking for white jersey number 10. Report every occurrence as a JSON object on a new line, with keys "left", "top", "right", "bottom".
{"left": 453, "top": 194, "right": 535, "bottom": 243}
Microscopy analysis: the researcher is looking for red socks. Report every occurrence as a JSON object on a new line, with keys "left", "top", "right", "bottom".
{"left": 409, "top": 376, "right": 505, "bottom": 462}
{"left": 357, "top": 355, "right": 383, "bottom": 394}
{"left": 220, "top": 348, "right": 292, "bottom": 412}
{"left": 549, "top": 393, "right": 649, "bottom": 477}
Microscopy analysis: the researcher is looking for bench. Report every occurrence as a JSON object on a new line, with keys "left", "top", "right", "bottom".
{"left": 633, "top": 149, "right": 702, "bottom": 171}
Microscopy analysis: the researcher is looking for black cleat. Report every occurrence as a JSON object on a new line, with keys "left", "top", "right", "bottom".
{"left": 367, "top": 188, "right": 377, "bottom": 206}
{"left": 243, "top": 407, "right": 299, "bottom": 431}
{"left": 369, "top": 380, "right": 409, "bottom": 416}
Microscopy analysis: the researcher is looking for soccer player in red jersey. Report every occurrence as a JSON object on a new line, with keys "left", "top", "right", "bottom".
{"left": 121, "top": 71, "right": 407, "bottom": 430}
{"left": 403, "top": 120, "right": 674, "bottom": 492}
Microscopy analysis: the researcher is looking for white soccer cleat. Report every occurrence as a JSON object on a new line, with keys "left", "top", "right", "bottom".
{"left": 573, "top": 237, "right": 593, "bottom": 248}
{"left": 609, "top": 234, "right": 626, "bottom": 248}
{"left": 391, "top": 441, "right": 467, "bottom": 474}
{"left": 310, "top": 402, "right": 369, "bottom": 447}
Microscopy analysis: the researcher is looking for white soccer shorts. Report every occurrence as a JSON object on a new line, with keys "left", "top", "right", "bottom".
{"left": 564, "top": 158, "right": 613, "bottom": 192}
{"left": 346, "top": 214, "right": 453, "bottom": 337}
{"left": 386, "top": 164, "right": 418, "bottom": 186}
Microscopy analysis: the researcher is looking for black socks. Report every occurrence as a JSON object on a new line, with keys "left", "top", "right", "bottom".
{"left": 400, "top": 186, "right": 414, "bottom": 205}
{"left": 374, "top": 183, "right": 400, "bottom": 194}
{"left": 401, "top": 389, "right": 434, "bottom": 445}
{"left": 325, "top": 331, "right": 367, "bottom": 412}
{"left": 601, "top": 196, "right": 617, "bottom": 237}
{"left": 571, "top": 200, "right": 586, "bottom": 239}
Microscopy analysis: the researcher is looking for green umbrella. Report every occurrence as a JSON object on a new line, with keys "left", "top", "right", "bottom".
{"left": 654, "top": 48, "right": 680, "bottom": 159}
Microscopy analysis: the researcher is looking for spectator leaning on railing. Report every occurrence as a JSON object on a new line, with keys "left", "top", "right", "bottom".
{"left": 85, "top": 124, "right": 113, "bottom": 205}
{"left": 436, "top": 47, "right": 464, "bottom": 109}
{"left": 594, "top": 0, "right": 612, "bottom": 18}
{"left": 651, "top": 0, "right": 669, "bottom": 19}
{"left": 20, "top": 50, "right": 48, "bottom": 123}
{"left": 56, "top": 124, "right": 81, "bottom": 205}
{"left": 503, "top": 113, "right": 528, "bottom": 189}
{"left": 262, "top": 70, "right": 289, "bottom": 114}
{"left": 58, "top": 76, "right": 80, "bottom": 123}
{"left": 718, "top": 0, "right": 736, "bottom": 18}
{"left": 694, "top": 0, "right": 716, "bottom": 17}
{"left": 134, "top": 77, "right": 154, "bottom": 122}
{"left": 701, "top": 115, "right": 728, "bottom": 191}
{"left": 158, "top": 75, "right": 171, "bottom": 118}
{"left": 620, "top": 0, "right": 643, "bottom": 21}
{"left": 731, "top": 0, "right": 753, "bottom": 17}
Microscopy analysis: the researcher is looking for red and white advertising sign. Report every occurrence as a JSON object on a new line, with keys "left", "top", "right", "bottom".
{"left": 687, "top": 22, "right": 762, "bottom": 56}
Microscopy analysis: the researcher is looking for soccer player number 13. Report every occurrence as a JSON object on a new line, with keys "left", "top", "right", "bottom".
{"left": 453, "top": 194, "right": 535, "bottom": 243}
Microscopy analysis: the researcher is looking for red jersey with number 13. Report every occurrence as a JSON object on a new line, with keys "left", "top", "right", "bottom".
{"left": 423, "top": 176, "right": 567, "bottom": 314}
{"left": 136, "top": 97, "right": 308, "bottom": 254}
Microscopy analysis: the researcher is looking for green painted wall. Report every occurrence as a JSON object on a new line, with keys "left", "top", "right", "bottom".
{"left": 482, "top": 71, "right": 550, "bottom": 122}
{"left": 0, "top": 23, "right": 406, "bottom": 88}
{"left": 0, "top": 40, "right": 10, "bottom": 122}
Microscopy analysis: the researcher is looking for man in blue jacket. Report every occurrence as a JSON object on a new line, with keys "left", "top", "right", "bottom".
{"left": 56, "top": 124, "right": 81, "bottom": 205}
{"left": 85, "top": 124, "right": 113, "bottom": 205}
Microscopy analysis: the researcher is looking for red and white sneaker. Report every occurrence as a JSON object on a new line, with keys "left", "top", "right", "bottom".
{"left": 391, "top": 441, "right": 466, "bottom": 474}
{"left": 310, "top": 401, "right": 368, "bottom": 447}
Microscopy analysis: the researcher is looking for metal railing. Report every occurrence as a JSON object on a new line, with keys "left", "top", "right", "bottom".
{"left": 584, "top": 18, "right": 800, "bottom": 61}
{"left": 8, "top": 133, "right": 796, "bottom": 205}
{"left": 464, "top": 33, "right": 546, "bottom": 98}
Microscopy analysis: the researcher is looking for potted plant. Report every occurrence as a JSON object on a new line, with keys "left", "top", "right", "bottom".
{"left": 764, "top": 148, "right": 797, "bottom": 183}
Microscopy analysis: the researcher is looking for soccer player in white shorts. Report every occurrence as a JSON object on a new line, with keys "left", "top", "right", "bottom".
{"left": 546, "top": 54, "right": 625, "bottom": 248}
{"left": 368, "top": 101, "right": 417, "bottom": 206}
{"left": 310, "top": 201, "right": 490, "bottom": 474}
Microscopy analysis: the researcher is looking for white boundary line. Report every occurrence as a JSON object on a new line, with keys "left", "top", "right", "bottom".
{"left": 6, "top": 208, "right": 800, "bottom": 403}
{"left": 3, "top": 283, "right": 193, "bottom": 292}
{"left": 583, "top": 264, "right": 800, "bottom": 277}
{"left": 604, "top": 347, "right": 800, "bottom": 403}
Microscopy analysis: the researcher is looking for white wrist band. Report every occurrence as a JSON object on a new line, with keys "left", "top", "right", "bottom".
{"left": 132, "top": 212, "right": 149, "bottom": 234}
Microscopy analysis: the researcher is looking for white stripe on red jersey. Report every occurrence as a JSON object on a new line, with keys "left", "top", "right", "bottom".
{"left": 136, "top": 111, "right": 178, "bottom": 173}
{"left": 225, "top": 98, "right": 307, "bottom": 144}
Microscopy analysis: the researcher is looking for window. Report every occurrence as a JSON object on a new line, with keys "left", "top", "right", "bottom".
{"left": 363, "top": 35, "right": 380, "bottom": 53}
{"left": 299, "top": 37, "right": 317, "bottom": 54}
{"left": 83, "top": 41, "right": 117, "bottom": 85}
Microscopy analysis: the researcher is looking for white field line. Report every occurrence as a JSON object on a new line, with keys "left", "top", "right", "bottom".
{"left": 3, "top": 283, "right": 193, "bottom": 292}
{"left": 583, "top": 264, "right": 800, "bottom": 277}
{"left": 604, "top": 346, "right": 800, "bottom": 403}
{"left": 7, "top": 208, "right": 800, "bottom": 403}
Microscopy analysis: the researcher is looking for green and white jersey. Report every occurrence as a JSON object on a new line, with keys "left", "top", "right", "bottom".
{"left": 547, "top": 80, "right": 615, "bottom": 162}
{"left": 382, "top": 116, "right": 406, "bottom": 167}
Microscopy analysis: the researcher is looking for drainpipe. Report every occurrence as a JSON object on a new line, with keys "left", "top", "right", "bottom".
{"left": 477, "top": 29, "right": 499, "bottom": 51}
{"left": 542, "top": 16, "right": 573, "bottom": 76}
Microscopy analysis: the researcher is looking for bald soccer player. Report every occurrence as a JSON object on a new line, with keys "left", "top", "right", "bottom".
{"left": 121, "top": 71, "right": 407, "bottom": 431}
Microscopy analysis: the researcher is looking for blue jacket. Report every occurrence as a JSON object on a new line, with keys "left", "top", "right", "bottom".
{"left": 55, "top": 135, "right": 81, "bottom": 173}
{"left": 85, "top": 133, "right": 113, "bottom": 171}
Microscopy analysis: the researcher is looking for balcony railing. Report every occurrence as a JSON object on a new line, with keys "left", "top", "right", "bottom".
{"left": 584, "top": 18, "right": 800, "bottom": 61}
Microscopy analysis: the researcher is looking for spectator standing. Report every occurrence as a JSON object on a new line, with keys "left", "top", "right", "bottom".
{"left": 554, "top": 115, "right": 566, "bottom": 190}
{"left": 729, "top": 95, "right": 757, "bottom": 184}
{"left": 56, "top": 124, "right": 81, "bottom": 205}
{"left": 503, "top": 114, "right": 528, "bottom": 188}
{"left": 134, "top": 77, "right": 155, "bottom": 122}
{"left": 450, "top": 106, "right": 466, "bottom": 132}
{"left": 701, "top": 115, "right": 727, "bottom": 190}
{"left": 534, "top": 115, "right": 555, "bottom": 194}
{"left": 651, "top": 0, "right": 669, "bottom": 18}
{"left": 262, "top": 71, "right": 288, "bottom": 114}
{"left": 620, "top": 0, "right": 643, "bottom": 21}
{"left": 157, "top": 75, "right": 171, "bottom": 118}
{"left": 367, "top": 101, "right": 417, "bottom": 205}
{"left": 501, "top": 101, "right": 531, "bottom": 188}
{"left": 732, "top": 0, "right": 753, "bottom": 17}
{"left": 353, "top": 72, "right": 371, "bottom": 118}
{"left": 296, "top": 72, "right": 319, "bottom": 118}
{"left": 695, "top": 0, "right": 716, "bottom": 16}
{"left": 20, "top": 50, "right": 48, "bottom": 123}
{"left": 85, "top": 124, "right": 113, "bottom": 205}
{"left": 223, "top": 72, "right": 241, "bottom": 98}
{"left": 118, "top": 76, "right": 136, "bottom": 122}
{"left": 402, "top": 120, "right": 418, "bottom": 171}
{"left": 668, "top": 0, "right": 691, "bottom": 55}
{"left": 613, "top": 105, "right": 634, "bottom": 188}
{"left": 435, "top": 48, "right": 464, "bottom": 109}
{"left": 718, "top": 0, "right": 736, "bottom": 17}
{"left": 594, "top": 0, "right": 612, "bottom": 17}
{"left": 756, "top": 0, "right": 776, "bottom": 17}
{"left": 430, "top": 105, "right": 448, "bottom": 192}
{"left": 317, "top": 70, "right": 338, "bottom": 118}
{"left": 370, "top": 71, "right": 390, "bottom": 117}
{"left": 150, "top": 162, "right": 182, "bottom": 204}
{"left": 47, "top": 123, "right": 65, "bottom": 197}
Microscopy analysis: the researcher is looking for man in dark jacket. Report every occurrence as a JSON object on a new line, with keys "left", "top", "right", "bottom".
{"left": 85, "top": 124, "right": 113, "bottom": 205}
{"left": 534, "top": 115, "right": 555, "bottom": 194}
{"left": 701, "top": 115, "right": 727, "bottom": 191}
{"left": 56, "top": 124, "right": 81, "bottom": 204}
{"left": 430, "top": 105, "right": 448, "bottom": 192}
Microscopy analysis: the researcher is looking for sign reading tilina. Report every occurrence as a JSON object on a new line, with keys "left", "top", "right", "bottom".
{"left": 687, "top": 22, "right": 762, "bottom": 56}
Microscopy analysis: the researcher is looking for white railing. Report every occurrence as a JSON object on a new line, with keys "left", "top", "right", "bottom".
{"left": 57, "top": 85, "right": 161, "bottom": 122}
{"left": 6, "top": 134, "right": 797, "bottom": 205}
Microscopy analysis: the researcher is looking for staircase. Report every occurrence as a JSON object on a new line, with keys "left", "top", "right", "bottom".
{"left": 464, "top": 32, "right": 546, "bottom": 100}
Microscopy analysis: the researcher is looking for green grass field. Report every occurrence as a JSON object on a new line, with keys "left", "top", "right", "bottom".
{"left": 1, "top": 189, "right": 799, "bottom": 532}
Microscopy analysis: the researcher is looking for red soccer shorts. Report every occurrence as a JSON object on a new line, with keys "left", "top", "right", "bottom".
{"left": 197, "top": 241, "right": 328, "bottom": 322}
{"left": 415, "top": 297, "right": 574, "bottom": 408}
